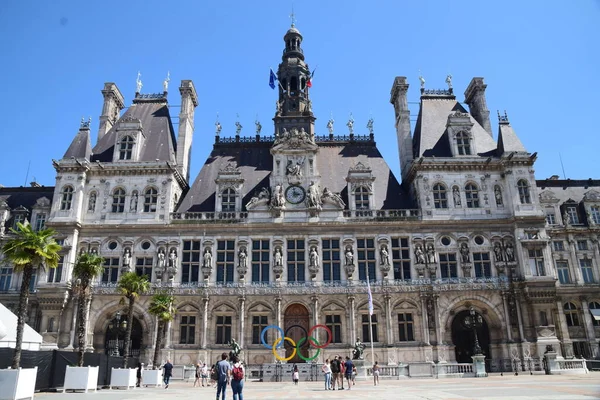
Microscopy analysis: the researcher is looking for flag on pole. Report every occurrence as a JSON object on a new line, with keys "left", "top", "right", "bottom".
{"left": 269, "top": 68, "right": 277, "bottom": 89}
{"left": 367, "top": 278, "right": 374, "bottom": 315}
{"left": 306, "top": 68, "right": 315, "bottom": 88}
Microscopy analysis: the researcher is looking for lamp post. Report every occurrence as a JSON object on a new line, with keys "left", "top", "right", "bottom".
{"left": 109, "top": 311, "right": 127, "bottom": 357}
{"left": 463, "top": 306, "right": 483, "bottom": 356}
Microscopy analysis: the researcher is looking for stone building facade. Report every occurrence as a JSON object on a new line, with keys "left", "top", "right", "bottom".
{"left": 0, "top": 24, "right": 599, "bottom": 370}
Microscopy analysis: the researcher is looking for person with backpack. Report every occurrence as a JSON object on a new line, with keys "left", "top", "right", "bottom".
{"left": 330, "top": 356, "right": 341, "bottom": 390}
{"left": 215, "top": 353, "right": 231, "bottom": 400}
{"left": 344, "top": 356, "right": 354, "bottom": 390}
{"left": 230, "top": 355, "right": 245, "bottom": 400}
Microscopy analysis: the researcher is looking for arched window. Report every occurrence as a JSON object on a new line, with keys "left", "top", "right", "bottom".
{"left": 432, "top": 184, "right": 448, "bottom": 209}
{"left": 456, "top": 132, "right": 471, "bottom": 155}
{"left": 517, "top": 180, "right": 531, "bottom": 204}
{"left": 564, "top": 302, "right": 579, "bottom": 326}
{"left": 119, "top": 135, "right": 135, "bottom": 160}
{"left": 221, "top": 188, "right": 236, "bottom": 212}
{"left": 143, "top": 188, "right": 158, "bottom": 212}
{"left": 589, "top": 301, "right": 600, "bottom": 326}
{"left": 465, "top": 183, "right": 480, "bottom": 208}
{"left": 60, "top": 186, "right": 74, "bottom": 210}
{"left": 354, "top": 186, "right": 370, "bottom": 210}
{"left": 112, "top": 188, "right": 126, "bottom": 213}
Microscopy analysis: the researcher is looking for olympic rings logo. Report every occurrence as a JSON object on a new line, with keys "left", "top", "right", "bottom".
{"left": 260, "top": 324, "right": 332, "bottom": 362}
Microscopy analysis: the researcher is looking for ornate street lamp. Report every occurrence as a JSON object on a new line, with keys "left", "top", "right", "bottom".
{"left": 463, "top": 306, "right": 483, "bottom": 356}
{"left": 108, "top": 311, "right": 127, "bottom": 357}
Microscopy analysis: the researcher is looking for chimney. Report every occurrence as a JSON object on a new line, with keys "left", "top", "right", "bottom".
{"left": 176, "top": 80, "right": 198, "bottom": 183}
{"left": 390, "top": 76, "right": 413, "bottom": 181}
{"left": 97, "top": 83, "right": 125, "bottom": 143}
{"left": 464, "top": 77, "right": 492, "bottom": 137}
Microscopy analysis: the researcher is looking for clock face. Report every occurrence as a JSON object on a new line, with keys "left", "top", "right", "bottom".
{"left": 285, "top": 185, "right": 306, "bottom": 204}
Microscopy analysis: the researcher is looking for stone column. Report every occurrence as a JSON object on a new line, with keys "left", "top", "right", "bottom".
{"left": 432, "top": 295, "right": 442, "bottom": 345}
{"left": 67, "top": 298, "right": 78, "bottom": 349}
{"left": 567, "top": 239, "right": 583, "bottom": 283}
{"left": 348, "top": 295, "right": 356, "bottom": 346}
{"left": 556, "top": 299, "right": 572, "bottom": 356}
{"left": 202, "top": 297, "right": 209, "bottom": 349}
{"left": 384, "top": 294, "right": 393, "bottom": 346}
{"left": 515, "top": 294, "right": 526, "bottom": 342}
{"left": 580, "top": 297, "right": 597, "bottom": 357}
{"left": 312, "top": 296, "right": 319, "bottom": 327}
{"left": 420, "top": 294, "right": 430, "bottom": 345}
{"left": 276, "top": 296, "right": 282, "bottom": 328}
{"left": 239, "top": 297, "right": 246, "bottom": 349}
{"left": 502, "top": 292, "right": 513, "bottom": 342}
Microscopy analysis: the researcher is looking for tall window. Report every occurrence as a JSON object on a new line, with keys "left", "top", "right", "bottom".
{"left": 12, "top": 213, "right": 26, "bottom": 228}
{"left": 34, "top": 213, "right": 46, "bottom": 231}
{"left": 553, "top": 241, "right": 564, "bottom": 251}
{"left": 221, "top": 188, "right": 236, "bottom": 212}
{"left": 456, "top": 131, "right": 471, "bottom": 155}
{"left": 564, "top": 302, "right": 579, "bottom": 326}
{"left": 589, "top": 302, "right": 600, "bottom": 327}
{"left": 528, "top": 249, "right": 545, "bottom": 276}
{"left": 60, "top": 186, "right": 74, "bottom": 210}
{"left": 119, "top": 135, "right": 134, "bottom": 160}
{"left": 398, "top": 313, "right": 415, "bottom": 342}
{"left": 182, "top": 240, "right": 201, "bottom": 284}
{"left": 556, "top": 261, "right": 571, "bottom": 284}
{"left": 362, "top": 314, "right": 378, "bottom": 342}
{"left": 135, "top": 257, "right": 153, "bottom": 280}
{"left": 252, "top": 315, "right": 268, "bottom": 344}
{"left": 590, "top": 206, "right": 600, "bottom": 225}
{"left": 251, "top": 240, "right": 270, "bottom": 283}
{"left": 325, "top": 314, "right": 342, "bottom": 343}
{"left": 287, "top": 239, "right": 305, "bottom": 282}
{"left": 322, "top": 239, "right": 341, "bottom": 282}
{"left": 112, "top": 188, "right": 126, "bottom": 213}
{"left": 391, "top": 237, "right": 411, "bottom": 280}
{"left": 357, "top": 238, "right": 376, "bottom": 281}
{"left": 0, "top": 267, "right": 12, "bottom": 291}
{"left": 47, "top": 256, "right": 63, "bottom": 283}
{"left": 545, "top": 208, "right": 556, "bottom": 225}
{"left": 216, "top": 240, "right": 235, "bottom": 283}
{"left": 473, "top": 252, "right": 491, "bottom": 278}
{"left": 354, "top": 186, "right": 370, "bottom": 210}
{"left": 179, "top": 316, "right": 196, "bottom": 344}
{"left": 216, "top": 315, "right": 232, "bottom": 344}
{"left": 143, "top": 188, "right": 158, "bottom": 212}
{"left": 580, "top": 258, "right": 595, "bottom": 283}
{"left": 517, "top": 180, "right": 531, "bottom": 204}
{"left": 566, "top": 206, "right": 580, "bottom": 224}
{"left": 576, "top": 240, "right": 588, "bottom": 251}
{"left": 439, "top": 253, "right": 457, "bottom": 278}
{"left": 433, "top": 184, "right": 448, "bottom": 209}
{"left": 102, "top": 257, "right": 120, "bottom": 283}
{"left": 465, "top": 183, "right": 480, "bottom": 208}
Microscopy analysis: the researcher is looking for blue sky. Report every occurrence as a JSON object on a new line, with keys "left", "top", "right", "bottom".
{"left": 0, "top": 1, "right": 598, "bottom": 188}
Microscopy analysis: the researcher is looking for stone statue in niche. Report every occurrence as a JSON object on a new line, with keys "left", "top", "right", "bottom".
{"left": 309, "top": 246, "right": 319, "bottom": 267}
{"left": 453, "top": 187, "right": 461, "bottom": 207}
{"left": 157, "top": 249, "right": 166, "bottom": 269}
{"left": 460, "top": 243, "right": 470, "bottom": 263}
{"left": 493, "top": 243, "right": 503, "bottom": 262}
{"left": 380, "top": 245, "right": 390, "bottom": 266}
{"left": 286, "top": 158, "right": 303, "bottom": 176}
{"left": 505, "top": 242, "right": 515, "bottom": 262}
{"left": 414, "top": 245, "right": 426, "bottom": 264}
{"left": 270, "top": 184, "right": 285, "bottom": 208}
{"left": 169, "top": 248, "right": 178, "bottom": 268}
{"left": 130, "top": 191, "right": 138, "bottom": 212}
{"left": 426, "top": 244, "right": 436, "bottom": 264}
{"left": 274, "top": 247, "right": 283, "bottom": 267}
{"left": 494, "top": 185, "right": 503, "bottom": 206}
{"left": 88, "top": 192, "right": 96, "bottom": 212}
{"left": 345, "top": 246, "right": 354, "bottom": 266}
{"left": 238, "top": 247, "right": 247, "bottom": 271}
{"left": 203, "top": 248, "right": 212, "bottom": 269}
{"left": 563, "top": 210, "right": 571, "bottom": 226}
{"left": 122, "top": 249, "right": 132, "bottom": 271}
{"left": 306, "top": 181, "right": 322, "bottom": 210}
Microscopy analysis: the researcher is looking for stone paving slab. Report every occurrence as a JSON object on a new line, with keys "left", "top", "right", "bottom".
{"left": 38, "top": 374, "right": 600, "bottom": 400}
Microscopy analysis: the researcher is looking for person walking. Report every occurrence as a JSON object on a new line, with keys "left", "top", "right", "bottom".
{"left": 136, "top": 362, "right": 143, "bottom": 387}
{"left": 321, "top": 359, "right": 332, "bottom": 390}
{"left": 193, "top": 362, "right": 201, "bottom": 387}
{"left": 201, "top": 363, "right": 209, "bottom": 387}
{"left": 215, "top": 352, "right": 231, "bottom": 400}
{"left": 344, "top": 356, "right": 354, "bottom": 390}
{"left": 372, "top": 361, "right": 380, "bottom": 386}
{"left": 292, "top": 364, "right": 299, "bottom": 385}
{"left": 230, "top": 355, "right": 245, "bottom": 400}
{"left": 163, "top": 359, "right": 173, "bottom": 389}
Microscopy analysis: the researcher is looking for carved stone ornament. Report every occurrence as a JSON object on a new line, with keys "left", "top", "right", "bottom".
{"left": 538, "top": 190, "right": 558, "bottom": 202}
{"left": 321, "top": 187, "right": 345, "bottom": 209}
{"left": 349, "top": 161, "right": 371, "bottom": 173}
{"left": 274, "top": 126, "right": 315, "bottom": 148}
{"left": 220, "top": 161, "right": 241, "bottom": 174}
{"left": 237, "top": 246, "right": 248, "bottom": 277}
{"left": 246, "top": 187, "right": 270, "bottom": 210}
{"left": 583, "top": 190, "right": 600, "bottom": 202}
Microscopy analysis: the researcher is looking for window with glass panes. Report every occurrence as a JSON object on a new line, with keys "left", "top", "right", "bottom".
{"left": 12, "top": 213, "right": 26, "bottom": 228}
{"left": 546, "top": 209, "right": 556, "bottom": 225}
{"left": 216, "top": 316, "right": 232, "bottom": 344}
{"left": 182, "top": 240, "right": 201, "bottom": 283}
{"left": 252, "top": 316, "right": 268, "bottom": 344}
{"left": 589, "top": 302, "right": 600, "bottom": 326}
{"left": 517, "top": 180, "right": 531, "bottom": 204}
{"left": 556, "top": 261, "right": 570, "bottom": 284}
{"left": 439, "top": 253, "right": 457, "bottom": 278}
{"left": 47, "top": 257, "right": 63, "bottom": 283}
{"left": 287, "top": 239, "right": 305, "bottom": 282}
{"left": 119, "top": 136, "right": 134, "bottom": 160}
{"left": 580, "top": 258, "right": 595, "bottom": 283}
{"left": 361, "top": 314, "right": 378, "bottom": 342}
{"left": 528, "top": 249, "right": 545, "bottom": 276}
{"left": 112, "top": 188, "right": 126, "bottom": 213}
{"left": 179, "top": 315, "right": 196, "bottom": 344}
{"left": 465, "top": 184, "right": 480, "bottom": 208}
{"left": 135, "top": 257, "right": 153, "bottom": 280}
{"left": 221, "top": 189, "right": 236, "bottom": 212}
{"left": 325, "top": 314, "right": 342, "bottom": 343}
{"left": 102, "top": 257, "right": 120, "bottom": 282}
{"left": 567, "top": 206, "right": 579, "bottom": 224}
{"left": 573, "top": 341, "right": 590, "bottom": 359}
{"left": 391, "top": 238, "right": 411, "bottom": 280}
{"left": 252, "top": 240, "right": 270, "bottom": 283}
{"left": 0, "top": 267, "right": 12, "bottom": 291}
{"left": 216, "top": 240, "right": 235, "bottom": 283}
{"left": 60, "top": 186, "right": 74, "bottom": 210}
{"left": 357, "top": 238, "right": 376, "bottom": 281}
{"left": 322, "top": 239, "right": 341, "bottom": 282}
{"left": 433, "top": 184, "right": 448, "bottom": 209}
{"left": 564, "top": 303, "right": 579, "bottom": 326}
{"left": 553, "top": 241, "right": 564, "bottom": 251}
{"left": 591, "top": 206, "right": 600, "bottom": 224}
{"left": 29, "top": 269, "right": 37, "bottom": 292}
{"left": 577, "top": 240, "right": 588, "bottom": 251}
{"left": 34, "top": 213, "right": 46, "bottom": 231}
{"left": 354, "top": 186, "right": 370, "bottom": 210}
{"left": 143, "top": 188, "right": 158, "bottom": 212}
{"left": 456, "top": 132, "right": 471, "bottom": 155}
{"left": 398, "top": 313, "right": 415, "bottom": 341}
{"left": 473, "top": 252, "right": 491, "bottom": 278}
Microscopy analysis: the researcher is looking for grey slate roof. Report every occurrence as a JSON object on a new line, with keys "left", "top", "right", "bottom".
{"left": 536, "top": 179, "right": 600, "bottom": 204}
{"left": 91, "top": 97, "right": 177, "bottom": 163}
{"left": 0, "top": 186, "right": 55, "bottom": 234}
{"left": 497, "top": 122, "right": 527, "bottom": 154}
{"left": 63, "top": 128, "right": 92, "bottom": 160}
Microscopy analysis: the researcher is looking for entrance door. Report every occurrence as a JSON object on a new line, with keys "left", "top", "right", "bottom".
{"left": 105, "top": 316, "right": 143, "bottom": 357}
{"left": 451, "top": 309, "right": 491, "bottom": 364}
{"left": 284, "top": 303, "right": 310, "bottom": 363}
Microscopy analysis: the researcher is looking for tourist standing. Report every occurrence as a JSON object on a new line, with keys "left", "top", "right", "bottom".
{"left": 231, "top": 356, "right": 245, "bottom": 400}
{"left": 163, "top": 359, "right": 173, "bottom": 389}
{"left": 372, "top": 361, "right": 380, "bottom": 386}
{"left": 321, "top": 359, "right": 332, "bottom": 390}
{"left": 215, "top": 353, "right": 231, "bottom": 400}
{"left": 330, "top": 356, "right": 341, "bottom": 389}
{"left": 136, "top": 362, "right": 143, "bottom": 387}
{"left": 201, "top": 363, "right": 209, "bottom": 387}
{"left": 344, "top": 356, "right": 354, "bottom": 390}
{"left": 292, "top": 364, "right": 299, "bottom": 385}
{"left": 193, "top": 362, "right": 201, "bottom": 387}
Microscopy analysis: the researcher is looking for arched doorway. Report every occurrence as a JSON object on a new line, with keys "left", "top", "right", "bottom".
{"left": 283, "top": 303, "right": 310, "bottom": 363}
{"left": 451, "top": 309, "right": 491, "bottom": 364}
{"left": 104, "top": 316, "right": 143, "bottom": 357}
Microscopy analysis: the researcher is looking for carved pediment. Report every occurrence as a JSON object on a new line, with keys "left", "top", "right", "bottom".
{"left": 35, "top": 197, "right": 51, "bottom": 208}
{"left": 538, "top": 190, "right": 558, "bottom": 202}
{"left": 349, "top": 161, "right": 371, "bottom": 173}
{"left": 583, "top": 190, "right": 600, "bottom": 202}
{"left": 219, "top": 161, "right": 241, "bottom": 174}
{"left": 272, "top": 127, "right": 317, "bottom": 150}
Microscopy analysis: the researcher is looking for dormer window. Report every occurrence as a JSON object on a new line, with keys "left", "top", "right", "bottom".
{"left": 354, "top": 186, "right": 370, "bottom": 210}
{"left": 456, "top": 132, "right": 471, "bottom": 155}
{"left": 221, "top": 188, "right": 236, "bottom": 212}
{"left": 143, "top": 188, "right": 158, "bottom": 212}
{"left": 432, "top": 184, "right": 448, "bottom": 209}
{"left": 34, "top": 213, "right": 46, "bottom": 231}
{"left": 119, "top": 135, "right": 135, "bottom": 160}
{"left": 517, "top": 180, "right": 531, "bottom": 204}
{"left": 112, "top": 188, "right": 126, "bottom": 213}
{"left": 60, "top": 186, "right": 74, "bottom": 210}
{"left": 465, "top": 183, "right": 480, "bottom": 208}
{"left": 12, "top": 213, "right": 26, "bottom": 229}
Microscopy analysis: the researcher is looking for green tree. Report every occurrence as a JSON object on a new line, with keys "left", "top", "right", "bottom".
{"left": 1, "top": 222, "right": 61, "bottom": 368}
{"left": 117, "top": 271, "right": 150, "bottom": 367}
{"left": 148, "top": 293, "right": 176, "bottom": 368}
{"left": 72, "top": 252, "right": 105, "bottom": 367}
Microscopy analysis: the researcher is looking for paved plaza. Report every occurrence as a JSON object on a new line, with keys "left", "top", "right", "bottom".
{"left": 39, "top": 374, "right": 600, "bottom": 400}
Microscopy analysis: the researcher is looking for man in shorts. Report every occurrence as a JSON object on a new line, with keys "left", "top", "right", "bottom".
{"left": 330, "top": 356, "right": 341, "bottom": 390}
{"left": 215, "top": 353, "right": 231, "bottom": 400}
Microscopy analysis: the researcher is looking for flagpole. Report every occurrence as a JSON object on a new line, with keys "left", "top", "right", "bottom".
{"left": 367, "top": 278, "right": 375, "bottom": 365}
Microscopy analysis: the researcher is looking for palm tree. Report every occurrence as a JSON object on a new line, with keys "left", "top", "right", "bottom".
{"left": 1, "top": 222, "right": 61, "bottom": 368}
{"left": 148, "top": 293, "right": 176, "bottom": 368}
{"left": 72, "top": 252, "right": 105, "bottom": 367}
{"left": 117, "top": 271, "right": 150, "bottom": 367}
